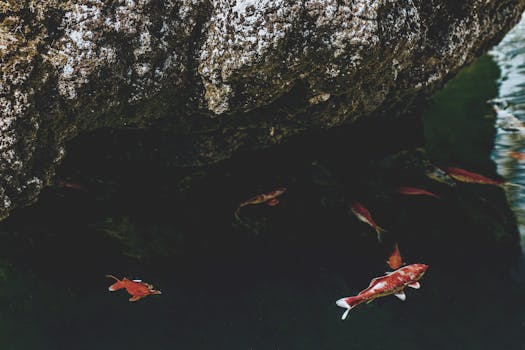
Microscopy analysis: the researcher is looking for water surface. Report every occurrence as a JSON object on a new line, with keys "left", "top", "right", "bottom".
{"left": 1, "top": 20, "right": 525, "bottom": 350}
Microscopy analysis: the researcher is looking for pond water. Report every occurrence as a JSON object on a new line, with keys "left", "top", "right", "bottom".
{"left": 2, "top": 18, "right": 525, "bottom": 350}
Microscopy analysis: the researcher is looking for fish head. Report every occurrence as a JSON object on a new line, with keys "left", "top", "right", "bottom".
{"left": 426, "top": 168, "right": 456, "bottom": 186}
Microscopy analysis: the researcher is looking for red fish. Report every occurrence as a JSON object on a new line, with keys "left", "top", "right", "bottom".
{"left": 350, "top": 201, "right": 386, "bottom": 241}
{"left": 106, "top": 275, "right": 162, "bottom": 302}
{"left": 55, "top": 179, "right": 87, "bottom": 192}
{"left": 336, "top": 264, "right": 428, "bottom": 320}
{"left": 441, "top": 167, "right": 502, "bottom": 186}
{"left": 395, "top": 186, "right": 440, "bottom": 199}
{"left": 387, "top": 243, "right": 404, "bottom": 270}
{"left": 236, "top": 187, "right": 286, "bottom": 216}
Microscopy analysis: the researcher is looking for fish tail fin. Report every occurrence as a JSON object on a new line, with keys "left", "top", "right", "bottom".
{"left": 504, "top": 182, "right": 525, "bottom": 190}
{"left": 336, "top": 297, "right": 364, "bottom": 320}
{"left": 106, "top": 275, "right": 124, "bottom": 291}
{"left": 376, "top": 226, "right": 387, "bottom": 242}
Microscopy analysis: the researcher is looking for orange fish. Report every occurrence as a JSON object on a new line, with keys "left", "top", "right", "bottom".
{"left": 350, "top": 201, "right": 386, "bottom": 242}
{"left": 508, "top": 151, "right": 525, "bottom": 161}
{"left": 106, "top": 275, "right": 162, "bottom": 302}
{"left": 395, "top": 186, "right": 440, "bottom": 199}
{"left": 235, "top": 187, "right": 286, "bottom": 216}
{"left": 387, "top": 243, "right": 404, "bottom": 270}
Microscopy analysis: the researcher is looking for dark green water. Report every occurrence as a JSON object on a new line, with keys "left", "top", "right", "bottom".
{"left": 2, "top": 29, "right": 525, "bottom": 350}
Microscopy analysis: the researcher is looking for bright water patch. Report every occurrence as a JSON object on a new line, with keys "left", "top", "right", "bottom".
{"left": 490, "top": 13, "right": 525, "bottom": 253}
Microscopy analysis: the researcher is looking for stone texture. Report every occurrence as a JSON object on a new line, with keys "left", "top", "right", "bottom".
{"left": 0, "top": 0, "right": 524, "bottom": 220}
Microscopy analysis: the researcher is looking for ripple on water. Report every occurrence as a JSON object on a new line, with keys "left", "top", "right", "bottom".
{"left": 490, "top": 13, "right": 525, "bottom": 252}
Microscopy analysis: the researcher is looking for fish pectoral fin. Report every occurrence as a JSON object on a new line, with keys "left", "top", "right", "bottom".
{"left": 341, "top": 308, "right": 351, "bottom": 320}
{"left": 266, "top": 198, "right": 280, "bottom": 206}
{"left": 366, "top": 299, "right": 374, "bottom": 304}
{"left": 407, "top": 282, "right": 421, "bottom": 289}
{"left": 129, "top": 295, "right": 142, "bottom": 302}
{"left": 394, "top": 291, "right": 406, "bottom": 301}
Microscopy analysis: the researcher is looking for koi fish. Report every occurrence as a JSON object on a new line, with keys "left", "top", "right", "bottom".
{"left": 442, "top": 167, "right": 524, "bottom": 189}
{"left": 508, "top": 151, "right": 525, "bottom": 161}
{"left": 395, "top": 186, "right": 440, "bottom": 199}
{"left": 387, "top": 243, "right": 404, "bottom": 270}
{"left": 350, "top": 201, "right": 386, "bottom": 242}
{"left": 442, "top": 167, "right": 502, "bottom": 186}
{"left": 235, "top": 187, "right": 286, "bottom": 217}
{"left": 106, "top": 275, "right": 161, "bottom": 302}
{"left": 336, "top": 264, "right": 428, "bottom": 320}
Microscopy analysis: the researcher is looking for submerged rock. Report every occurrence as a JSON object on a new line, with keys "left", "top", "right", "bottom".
{"left": 0, "top": 0, "right": 524, "bottom": 219}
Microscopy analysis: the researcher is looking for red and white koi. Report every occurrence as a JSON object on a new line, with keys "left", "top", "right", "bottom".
{"left": 106, "top": 275, "right": 162, "bottom": 302}
{"left": 350, "top": 201, "right": 386, "bottom": 242}
{"left": 395, "top": 186, "right": 440, "bottom": 199}
{"left": 336, "top": 264, "right": 428, "bottom": 320}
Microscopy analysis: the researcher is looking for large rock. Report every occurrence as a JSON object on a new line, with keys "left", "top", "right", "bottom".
{"left": 0, "top": 0, "right": 524, "bottom": 220}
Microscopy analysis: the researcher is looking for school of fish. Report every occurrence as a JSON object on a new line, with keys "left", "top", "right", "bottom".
{"left": 335, "top": 165, "right": 520, "bottom": 319}
{"left": 93, "top": 164, "right": 515, "bottom": 321}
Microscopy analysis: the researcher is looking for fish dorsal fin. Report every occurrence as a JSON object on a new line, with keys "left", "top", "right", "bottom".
{"left": 385, "top": 271, "right": 393, "bottom": 275}
{"left": 394, "top": 291, "right": 406, "bottom": 301}
{"left": 407, "top": 282, "right": 420, "bottom": 289}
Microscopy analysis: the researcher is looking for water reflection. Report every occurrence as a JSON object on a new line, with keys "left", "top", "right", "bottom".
{"left": 491, "top": 14, "right": 525, "bottom": 253}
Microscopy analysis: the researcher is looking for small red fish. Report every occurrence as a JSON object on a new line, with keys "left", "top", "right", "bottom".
{"left": 350, "top": 201, "right": 386, "bottom": 242}
{"left": 236, "top": 187, "right": 286, "bottom": 216}
{"left": 55, "top": 179, "right": 88, "bottom": 192}
{"left": 508, "top": 151, "right": 525, "bottom": 161}
{"left": 441, "top": 167, "right": 503, "bottom": 186}
{"left": 387, "top": 243, "right": 404, "bottom": 270}
{"left": 395, "top": 186, "right": 440, "bottom": 199}
{"left": 106, "top": 275, "right": 162, "bottom": 302}
{"left": 336, "top": 264, "right": 428, "bottom": 320}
